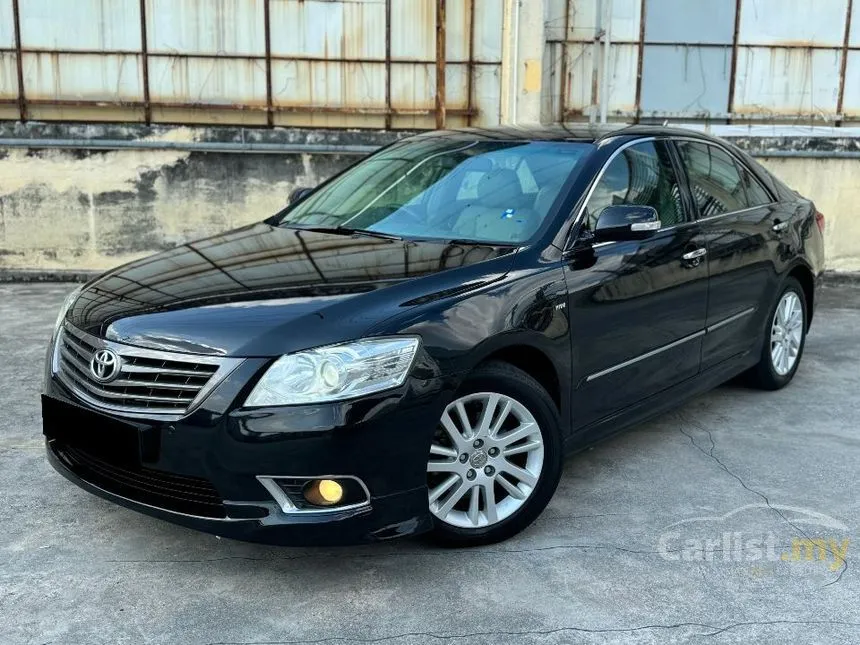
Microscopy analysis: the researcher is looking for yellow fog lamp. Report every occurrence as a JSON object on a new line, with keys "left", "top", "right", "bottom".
{"left": 304, "top": 479, "right": 344, "bottom": 506}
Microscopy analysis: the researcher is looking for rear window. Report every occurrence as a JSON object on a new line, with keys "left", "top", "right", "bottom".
{"left": 676, "top": 141, "right": 748, "bottom": 217}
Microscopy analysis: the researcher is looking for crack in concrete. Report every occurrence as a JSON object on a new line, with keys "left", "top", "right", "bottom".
{"left": 203, "top": 619, "right": 860, "bottom": 644}
{"left": 677, "top": 412, "right": 849, "bottom": 586}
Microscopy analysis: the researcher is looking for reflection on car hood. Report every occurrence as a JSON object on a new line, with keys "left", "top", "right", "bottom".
{"left": 65, "top": 223, "right": 517, "bottom": 357}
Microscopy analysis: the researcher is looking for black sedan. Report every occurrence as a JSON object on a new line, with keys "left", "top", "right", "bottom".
{"left": 42, "top": 125, "right": 825, "bottom": 546}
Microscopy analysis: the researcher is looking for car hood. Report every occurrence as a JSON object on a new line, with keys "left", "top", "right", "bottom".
{"left": 65, "top": 223, "right": 517, "bottom": 357}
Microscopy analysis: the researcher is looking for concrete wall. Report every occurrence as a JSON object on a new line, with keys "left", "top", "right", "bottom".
{"left": 0, "top": 125, "right": 395, "bottom": 271}
{"left": 0, "top": 124, "right": 858, "bottom": 274}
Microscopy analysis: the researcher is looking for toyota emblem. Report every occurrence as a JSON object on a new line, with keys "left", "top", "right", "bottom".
{"left": 90, "top": 348, "right": 121, "bottom": 383}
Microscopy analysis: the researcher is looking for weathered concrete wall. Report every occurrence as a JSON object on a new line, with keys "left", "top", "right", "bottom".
{"left": 0, "top": 124, "right": 858, "bottom": 273}
{"left": 0, "top": 124, "right": 397, "bottom": 271}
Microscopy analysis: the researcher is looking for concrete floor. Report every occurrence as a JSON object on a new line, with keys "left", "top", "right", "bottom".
{"left": 2, "top": 283, "right": 859, "bottom": 645}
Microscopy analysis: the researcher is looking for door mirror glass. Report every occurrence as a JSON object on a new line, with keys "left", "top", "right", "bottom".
{"left": 594, "top": 205, "right": 661, "bottom": 242}
{"left": 289, "top": 187, "right": 313, "bottom": 205}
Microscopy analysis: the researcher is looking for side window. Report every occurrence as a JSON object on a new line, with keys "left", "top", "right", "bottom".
{"left": 739, "top": 166, "right": 773, "bottom": 206}
{"left": 677, "top": 142, "right": 748, "bottom": 217}
{"left": 584, "top": 141, "right": 685, "bottom": 230}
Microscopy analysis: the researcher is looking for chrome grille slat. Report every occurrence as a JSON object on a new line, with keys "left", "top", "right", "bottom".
{"left": 60, "top": 356, "right": 196, "bottom": 403}
{"left": 120, "top": 363, "right": 216, "bottom": 378}
{"left": 54, "top": 323, "right": 241, "bottom": 419}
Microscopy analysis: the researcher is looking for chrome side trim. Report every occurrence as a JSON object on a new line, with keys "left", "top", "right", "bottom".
{"left": 706, "top": 307, "right": 756, "bottom": 333}
{"left": 256, "top": 475, "right": 372, "bottom": 515}
{"left": 257, "top": 477, "right": 298, "bottom": 513}
{"left": 585, "top": 329, "right": 706, "bottom": 382}
{"left": 585, "top": 307, "right": 758, "bottom": 382}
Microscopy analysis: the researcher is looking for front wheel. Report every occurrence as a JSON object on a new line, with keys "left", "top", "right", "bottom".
{"left": 426, "top": 361, "right": 563, "bottom": 546}
{"left": 746, "top": 277, "right": 807, "bottom": 390}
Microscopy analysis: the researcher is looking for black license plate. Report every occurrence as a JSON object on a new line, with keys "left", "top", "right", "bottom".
{"left": 41, "top": 395, "right": 154, "bottom": 466}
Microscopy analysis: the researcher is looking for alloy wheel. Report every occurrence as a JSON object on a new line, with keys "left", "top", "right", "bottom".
{"left": 770, "top": 291, "right": 804, "bottom": 376}
{"left": 427, "top": 392, "right": 544, "bottom": 529}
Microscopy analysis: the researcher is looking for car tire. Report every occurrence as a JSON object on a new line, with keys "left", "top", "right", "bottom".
{"left": 426, "top": 361, "right": 563, "bottom": 547}
{"left": 745, "top": 276, "right": 807, "bottom": 391}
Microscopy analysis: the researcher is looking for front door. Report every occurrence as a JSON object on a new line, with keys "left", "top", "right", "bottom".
{"left": 563, "top": 139, "right": 709, "bottom": 429}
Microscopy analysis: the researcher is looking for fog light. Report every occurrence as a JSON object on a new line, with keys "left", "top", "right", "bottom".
{"left": 304, "top": 479, "right": 344, "bottom": 506}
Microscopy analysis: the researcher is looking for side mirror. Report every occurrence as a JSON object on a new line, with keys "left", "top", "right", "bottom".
{"left": 594, "top": 205, "right": 661, "bottom": 242}
{"left": 289, "top": 187, "right": 313, "bottom": 205}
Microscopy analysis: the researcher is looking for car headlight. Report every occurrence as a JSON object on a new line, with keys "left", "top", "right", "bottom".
{"left": 244, "top": 337, "right": 421, "bottom": 407}
{"left": 55, "top": 285, "right": 83, "bottom": 332}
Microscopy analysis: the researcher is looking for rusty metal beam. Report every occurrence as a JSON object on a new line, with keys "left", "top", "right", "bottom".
{"left": 263, "top": 0, "right": 274, "bottom": 127}
{"left": 11, "top": 0, "right": 26, "bottom": 122}
{"left": 16, "top": 97, "right": 474, "bottom": 118}
{"left": 726, "top": 0, "right": 743, "bottom": 123}
{"left": 8, "top": 43, "right": 860, "bottom": 57}
{"left": 435, "top": 0, "right": 447, "bottom": 130}
{"left": 385, "top": 0, "right": 392, "bottom": 129}
{"left": 559, "top": 0, "right": 571, "bottom": 122}
{"left": 633, "top": 0, "right": 647, "bottom": 123}
{"left": 837, "top": 0, "right": 854, "bottom": 122}
{"left": 138, "top": 0, "right": 151, "bottom": 124}
{"left": 0, "top": 48, "right": 503, "bottom": 65}
{"left": 466, "top": 0, "right": 476, "bottom": 127}
{"left": 544, "top": 39, "right": 860, "bottom": 51}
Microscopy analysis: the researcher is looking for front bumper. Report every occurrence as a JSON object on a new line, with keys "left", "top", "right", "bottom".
{"left": 42, "top": 371, "right": 453, "bottom": 546}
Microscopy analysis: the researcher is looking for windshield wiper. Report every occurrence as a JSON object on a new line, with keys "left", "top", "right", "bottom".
{"left": 442, "top": 238, "right": 518, "bottom": 247}
{"left": 288, "top": 225, "right": 402, "bottom": 241}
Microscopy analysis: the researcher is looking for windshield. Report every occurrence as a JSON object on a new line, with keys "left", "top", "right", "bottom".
{"left": 276, "top": 138, "right": 595, "bottom": 244}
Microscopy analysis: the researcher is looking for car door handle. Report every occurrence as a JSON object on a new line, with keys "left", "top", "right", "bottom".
{"left": 682, "top": 248, "right": 708, "bottom": 261}
{"left": 772, "top": 220, "right": 790, "bottom": 233}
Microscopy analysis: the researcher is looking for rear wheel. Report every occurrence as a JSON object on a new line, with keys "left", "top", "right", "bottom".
{"left": 746, "top": 277, "right": 807, "bottom": 390}
{"left": 426, "top": 361, "right": 562, "bottom": 546}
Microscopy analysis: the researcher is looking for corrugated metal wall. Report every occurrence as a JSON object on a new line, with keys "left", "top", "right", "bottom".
{"left": 0, "top": 0, "right": 503, "bottom": 128}
{"left": 3, "top": 0, "right": 859, "bottom": 128}
{"left": 543, "top": 0, "right": 860, "bottom": 124}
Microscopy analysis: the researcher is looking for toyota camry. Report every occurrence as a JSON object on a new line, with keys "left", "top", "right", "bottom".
{"left": 42, "top": 125, "right": 825, "bottom": 546}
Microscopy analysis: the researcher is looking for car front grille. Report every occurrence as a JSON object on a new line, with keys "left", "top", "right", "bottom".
{"left": 54, "top": 323, "right": 239, "bottom": 418}
{"left": 51, "top": 441, "right": 227, "bottom": 518}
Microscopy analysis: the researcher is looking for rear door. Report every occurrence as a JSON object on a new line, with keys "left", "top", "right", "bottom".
{"left": 672, "top": 139, "right": 781, "bottom": 370}
{"left": 564, "top": 139, "right": 709, "bottom": 429}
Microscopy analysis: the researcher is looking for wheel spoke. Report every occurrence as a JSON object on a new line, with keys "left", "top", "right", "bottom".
{"left": 440, "top": 410, "right": 467, "bottom": 450}
{"left": 429, "top": 474, "right": 459, "bottom": 504}
{"left": 437, "top": 479, "right": 470, "bottom": 517}
{"left": 772, "top": 343, "right": 783, "bottom": 368}
{"left": 501, "top": 461, "right": 538, "bottom": 488}
{"left": 503, "top": 439, "right": 542, "bottom": 457}
{"left": 476, "top": 393, "right": 500, "bottom": 435}
{"left": 429, "top": 443, "right": 458, "bottom": 459}
{"left": 497, "top": 422, "right": 537, "bottom": 447}
{"left": 488, "top": 399, "right": 513, "bottom": 437}
{"left": 467, "top": 486, "right": 480, "bottom": 526}
{"left": 495, "top": 472, "right": 526, "bottom": 500}
{"left": 484, "top": 483, "right": 498, "bottom": 524}
{"left": 454, "top": 400, "right": 472, "bottom": 438}
{"left": 427, "top": 460, "right": 458, "bottom": 474}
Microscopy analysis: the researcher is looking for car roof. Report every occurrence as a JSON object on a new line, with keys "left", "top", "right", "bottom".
{"left": 409, "top": 123, "right": 725, "bottom": 145}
